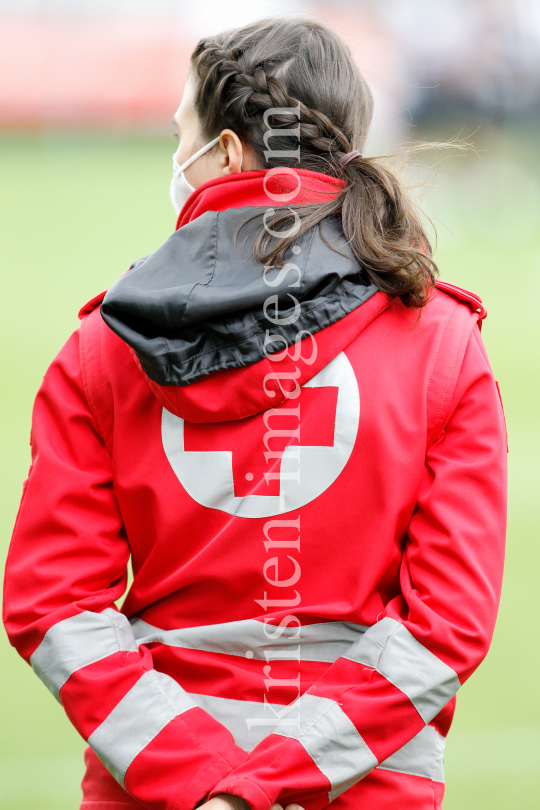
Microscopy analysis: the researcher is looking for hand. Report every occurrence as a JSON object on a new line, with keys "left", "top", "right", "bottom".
{"left": 202, "top": 794, "right": 304, "bottom": 810}
{"left": 273, "top": 803, "right": 304, "bottom": 810}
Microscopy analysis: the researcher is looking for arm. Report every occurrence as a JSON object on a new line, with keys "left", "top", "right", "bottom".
{"left": 207, "top": 325, "right": 508, "bottom": 810}
{"left": 2, "top": 328, "right": 248, "bottom": 810}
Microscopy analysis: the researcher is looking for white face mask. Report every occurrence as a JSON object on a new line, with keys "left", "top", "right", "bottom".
{"left": 169, "top": 136, "right": 220, "bottom": 216}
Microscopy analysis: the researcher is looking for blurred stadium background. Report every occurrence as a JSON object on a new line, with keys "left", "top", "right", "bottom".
{"left": 1, "top": 1, "right": 539, "bottom": 808}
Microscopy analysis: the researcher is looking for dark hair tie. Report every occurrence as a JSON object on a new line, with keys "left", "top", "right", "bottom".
{"left": 339, "top": 150, "right": 362, "bottom": 167}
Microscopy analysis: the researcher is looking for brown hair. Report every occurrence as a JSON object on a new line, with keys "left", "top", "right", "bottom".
{"left": 191, "top": 17, "right": 437, "bottom": 308}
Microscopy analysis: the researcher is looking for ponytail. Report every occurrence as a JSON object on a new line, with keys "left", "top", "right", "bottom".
{"left": 192, "top": 17, "right": 438, "bottom": 308}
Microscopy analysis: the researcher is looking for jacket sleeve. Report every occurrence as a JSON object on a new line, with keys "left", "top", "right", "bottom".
{"left": 2, "top": 328, "right": 248, "bottom": 810}
{"left": 207, "top": 325, "right": 508, "bottom": 810}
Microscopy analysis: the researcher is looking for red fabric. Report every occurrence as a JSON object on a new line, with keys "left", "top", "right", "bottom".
{"left": 176, "top": 168, "right": 344, "bottom": 229}
{"left": 3, "top": 170, "right": 507, "bottom": 810}
{"left": 135, "top": 290, "right": 390, "bottom": 424}
{"left": 61, "top": 650, "right": 153, "bottom": 739}
{"left": 435, "top": 279, "right": 487, "bottom": 324}
{"left": 80, "top": 749, "right": 445, "bottom": 810}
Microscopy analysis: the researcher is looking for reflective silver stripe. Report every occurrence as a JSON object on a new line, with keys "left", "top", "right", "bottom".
{"left": 30, "top": 609, "right": 138, "bottom": 702}
{"left": 190, "top": 692, "right": 445, "bottom": 784}
{"left": 378, "top": 725, "right": 446, "bottom": 783}
{"left": 344, "top": 617, "right": 460, "bottom": 723}
{"left": 131, "top": 617, "right": 368, "bottom": 663}
{"left": 273, "top": 693, "right": 377, "bottom": 801}
{"left": 88, "top": 670, "right": 196, "bottom": 787}
{"left": 187, "top": 692, "right": 294, "bottom": 751}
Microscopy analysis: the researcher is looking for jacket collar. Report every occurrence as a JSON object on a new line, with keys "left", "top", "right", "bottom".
{"left": 176, "top": 168, "right": 345, "bottom": 228}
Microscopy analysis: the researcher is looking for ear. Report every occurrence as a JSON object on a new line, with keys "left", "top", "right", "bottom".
{"left": 219, "top": 130, "right": 244, "bottom": 175}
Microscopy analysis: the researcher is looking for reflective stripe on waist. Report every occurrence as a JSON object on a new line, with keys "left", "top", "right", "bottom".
{"left": 130, "top": 617, "right": 369, "bottom": 663}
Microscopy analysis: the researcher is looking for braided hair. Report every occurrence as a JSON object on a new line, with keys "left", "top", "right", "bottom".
{"left": 191, "top": 18, "right": 437, "bottom": 308}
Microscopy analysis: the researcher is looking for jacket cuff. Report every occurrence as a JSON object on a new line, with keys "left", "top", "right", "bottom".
{"left": 208, "top": 777, "right": 273, "bottom": 810}
{"left": 173, "top": 755, "right": 247, "bottom": 810}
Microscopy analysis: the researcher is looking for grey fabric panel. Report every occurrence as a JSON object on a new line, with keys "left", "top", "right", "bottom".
{"left": 30, "top": 609, "right": 138, "bottom": 702}
{"left": 378, "top": 724, "right": 446, "bottom": 783}
{"left": 344, "top": 616, "right": 398, "bottom": 668}
{"left": 88, "top": 670, "right": 196, "bottom": 788}
{"left": 101, "top": 209, "right": 377, "bottom": 386}
{"left": 131, "top": 617, "right": 368, "bottom": 663}
{"left": 344, "top": 618, "right": 460, "bottom": 723}
{"left": 274, "top": 693, "right": 377, "bottom": 799}
{"left": 106, "top": 608, "right": 140, "bottom": 653}
{"left": 186, "top": 692, "right": 298, "bottom": 752}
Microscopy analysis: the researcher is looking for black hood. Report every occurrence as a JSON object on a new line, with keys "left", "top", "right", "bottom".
{"left": 101, "top": 208, "right": 377, "bottom": 387}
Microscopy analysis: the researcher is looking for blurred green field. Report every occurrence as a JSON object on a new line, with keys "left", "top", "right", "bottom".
{"left": 1, "top": 130, "right": 539, "bottom": 809}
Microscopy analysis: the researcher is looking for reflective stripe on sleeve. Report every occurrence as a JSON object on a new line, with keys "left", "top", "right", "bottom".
{"left": 88, "top": 670, "right": 196, "bottom": 787}
{"left": 273, "top": 693, "right": 378, "bottom": 801}
{"left": 131, "top": 617, "right": 368, "bottom": 663}
{"left": 379, "top": 724, "right": 446, "bottom": 783}
{"left": 30, "top": 609, "right": 138, "bottom": 702}
{"left": 344, "top": 617, "right": 460, "bottom": 723}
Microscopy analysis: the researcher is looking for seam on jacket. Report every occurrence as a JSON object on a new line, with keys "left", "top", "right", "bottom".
{"left": 147, "top": 671, "right": 178, "bottom": 718}
{"left": 164, "top": 211, "right": 219, "bottom": 375}
{"left": 37, "top": 605, "right": 117, "bottom": 648}
{"left": 432, "top": 331, "right": 461, "bottom": 442}
{"left": 377, "top": 764, "right": 433, "bottom": 780}
{"left": 179, "top": 715, "right": 239, "bottom": 768}
{"left": 302, "top": 220, "right": 317, "bottom": 285}
{"left": 221, "top": 775, "right": 273, "bottom": 806}
{"left": 59, "top": 650, "right": 126, "bottom": 691}
{"left": 28, "top": 604, "right": 115, "bottom": 672}
{"left": 80, "top": 317, "right": 108, "bottom": 443}
{"left": 172, "top": 755, "right": 229, "bottom": 810}
{"left": 308, "top": 697, "right": 369, "bottom": 756}
{"left": 186, "top": 211, "right": 219, "bottom": 308}
{"left": 80, "top": 315, "right": 113, "bottom": 456}
{"left": 99, "top": 317, "right": 113, "bottom": 448}
{"left": 299, "top": 692, "right": 344, "bottom": 737}
{"left": 424, "top": 301, "right": 457, "bottom": 443}
{"left": 142, "top": 288, "right": 371, "bottom": 378}
{"left": 432, "top": 313, "right": 477, "bottom": 444}
{"left": 170, "top": 347, "right": 298, "bottom": 425}
{"left": 104, "top": 611, "right": 124, "bottom": 655}
{"left": 347, "top": 619, "right": 432, "bottom": 722}
{"left": 371, "top": 620, "right": 428, "bottom": 721}
{"left": 372, "top": 618, "right": 402, "bottom": 670}
{"left": 425, "top": 301, "right": 456, "bottom": 391}
{"left": 360, "top": 620, "right": 452, "bottom": 724}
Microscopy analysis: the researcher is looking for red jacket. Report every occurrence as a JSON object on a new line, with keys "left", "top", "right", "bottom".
{"left": 3, "top": 170, "right": 507, "bottom": 810}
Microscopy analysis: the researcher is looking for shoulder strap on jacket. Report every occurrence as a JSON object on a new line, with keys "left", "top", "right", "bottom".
{"left": 434, "top": 280, "right": 487, "bottom": 329}
{"left": 78, "top": 289, "right": 107, "bottom": 319}
{"left": 79, "top": 300, "right": 114, "bottom": 454}
{"left": 426, "top": 281, "right": 487, "bottom": 447}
